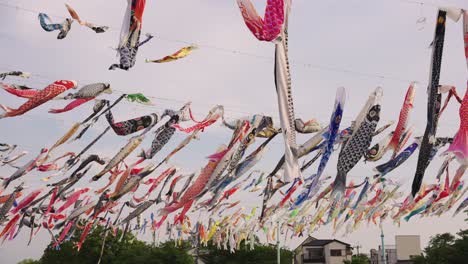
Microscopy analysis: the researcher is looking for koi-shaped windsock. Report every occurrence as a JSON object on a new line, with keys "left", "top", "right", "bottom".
{"left": 56, "top": 188, "right": 90, "bottom": 214}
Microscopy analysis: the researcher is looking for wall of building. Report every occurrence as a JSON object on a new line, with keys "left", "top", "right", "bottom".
{"left": 395, "top": 235, "right": 421, "bottom": 260}
{"left": 370, "top": 249, "right": 379, "bottom": 264}
{"left": 370, "top": 247, "right": 397, "bottom": 264}
{"left": 294, "top": 246, "right": 304, "bottom": 264}
{"left": 295, "top": 246, "right": 326, "bottom": 264}
{"left": 324, "top": 241, "right": 350, "bottom": 264}
{"left": 386, "top": 248, "right": 397, "bottom": 264}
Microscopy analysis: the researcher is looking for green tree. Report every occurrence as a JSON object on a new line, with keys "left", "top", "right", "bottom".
{"left": 409, "top": 254, "right": 426, "bottom": 264}
{"left": 343, "top": 254, "right": 370, "bottom": 264}
{"left": 36, "top": 226, "right": 193, "bottom": 264}
{"left": 423, "top": 233, "right": 456, "bottom": 264}
{"left": 409, "top": 229, "right": 468, "bottom": 264}
{"left": 19, "top": 225, "right": 296, "bottom": 264}
{"left": 450, "top": 229, "right": 468, "bottom": 263}
{"left": 17, "top": 259, "right": 41, "bottom": 264}
{"left": 200, "top": 241, "right": 293, "bottom": 264}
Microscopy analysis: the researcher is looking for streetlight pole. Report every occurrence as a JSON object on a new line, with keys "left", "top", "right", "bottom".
{"left": 380, "top": 227, "right": 387, "bottom": 264}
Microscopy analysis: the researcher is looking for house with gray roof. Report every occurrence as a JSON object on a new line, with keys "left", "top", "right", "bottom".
{"left": 293, "top": 236, "right": 353, "bottom": 264}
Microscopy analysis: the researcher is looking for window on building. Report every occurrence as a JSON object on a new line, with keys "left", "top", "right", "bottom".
{"left": 303, "top": 248, "right": 324, "bottom": 260}
{"left": 307, "top": 248, "right": 323, "bottom": 257}
{"left": 330, "top": 249, "right": 342, "bottom": 256}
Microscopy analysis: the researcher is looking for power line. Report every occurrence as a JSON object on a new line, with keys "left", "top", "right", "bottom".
{"left": 0, "top": 1, "right": 431, "bottom": 86}
{"left": 1, "top": 66, "right": 463, "bottom": 129}
{"left": 0, "top": 66, "right": 269, "bottom": 118}
{"left": 0, "top": 65, "right": 367, "bottom": 123}
{"left": 5, "top": 0, "right": 458, "bottom": 122}
{"left": 1, "top": 70, "right": 462, "bottom": 130}
{"left": 397, "top": 0, "right": 466, "bottom": 8}
{"left": 0, "top": 1, "right": 464, "bottom": 126}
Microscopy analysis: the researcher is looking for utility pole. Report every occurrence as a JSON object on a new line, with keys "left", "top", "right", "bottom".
{"left": 277, "top": 220, "right": 281, "bottom": 264}
{"left": 195, "top": 240, "right": 200, "bottom": 264}
{"left": 355, "top": 243, "right": 361, "bottom": 256}
{"left": 195, "top": 222, "right": 201, "bottom": 264}
{"left": 380, "top": 227, "right": 387, "bottom": 264}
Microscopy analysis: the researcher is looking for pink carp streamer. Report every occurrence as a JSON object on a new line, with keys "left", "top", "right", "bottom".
{"left": 236, "top": 0, "right": 285, "bottom": 41}
{"left": 49, "top": 98, "right": 94, "bottom": 114}
{"left": 388, "top": 82, "right": 416, "bottom": 157}
{"left": 52, "top": 220, "right": 74, "bottom": 249}
{"left": 0, "top": 80, "right": 77, "bottom": 118}
{"left": 45, "top": 187, "right": 58, "bottom": 216}
{"left": 443, "top": 84, "right": 468, "bottom": 165}
{"left": 133, "top": 167, "right": 176, "bottom": 203}
{"left": 56, "top": 188, "right": 90, "bottom": 214}
{"left": 172, "top": 119, "right": 217, "bottom": 133}
{"left": 159, "top": 147, "right": 227, "bottom": 216}
{"left": 11, "top": 189, "right": 43, "bottom": 215}
{"left": 0, "top": 214, "right": 20, "bottom": 241}
{"left": 0, "top": 83, "right": 37, "bottom": 99}
{"left": 439, "top": 12, "right": 468, "bottom": 164}
{"left": 38, "top": 152, "right": 75, "bottom": 172}
{"left": 76, "top": 222, "right": 93, "bottom": 251}
{"left": 172, "top": 106, "right": 223, "bottom": 133}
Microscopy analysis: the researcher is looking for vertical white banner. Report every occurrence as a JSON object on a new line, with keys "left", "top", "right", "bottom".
{"left": 274, "top": 0, "right": 300, "bottom": 183}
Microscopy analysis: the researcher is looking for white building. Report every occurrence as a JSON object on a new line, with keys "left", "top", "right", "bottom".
{"left": 370, "top": 235, "right": 421, "bottom": 264}
{"left": 294, "top": 237, "right": 353, "bottom": 264}
{"left": 395, "top": 235, "right": 421, "bottom": 262}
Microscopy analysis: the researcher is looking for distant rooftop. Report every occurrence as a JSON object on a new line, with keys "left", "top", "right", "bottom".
{"left": 297, "top": 236, "right": 352, "bottom": 249}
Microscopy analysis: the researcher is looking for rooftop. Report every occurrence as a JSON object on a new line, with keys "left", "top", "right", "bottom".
{"left": 297, "top": 236, "right": 352, "bottom": 249}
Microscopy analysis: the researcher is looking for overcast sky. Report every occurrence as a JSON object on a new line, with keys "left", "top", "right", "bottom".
{"left": 1, "top": 0, "right": 468, "bottom": 263}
